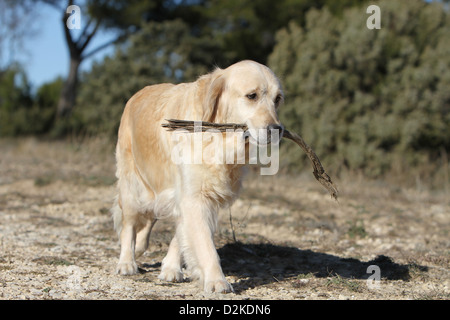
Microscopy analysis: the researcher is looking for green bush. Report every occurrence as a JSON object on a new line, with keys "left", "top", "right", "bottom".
{"left": 0, "top": 66, "right": 62, "bottom": 136}
{"left": 269, "top": 0, "right": 450, "bottom": 177}
{"left": 72, "top": 19, "right": 217, "bottom": 138}
{"left": 0, "top": 66, "right": 33, "bottom": 135}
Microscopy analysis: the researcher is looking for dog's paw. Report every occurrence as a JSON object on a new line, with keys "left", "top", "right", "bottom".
{"left": 158, "top": 268, "right": 183, "bottom": 282}
{"left": 204, "top": 279, "right": 234, "bottom": 293}
{"left": 116, "top": 261, "right": 138, "bottom": 275}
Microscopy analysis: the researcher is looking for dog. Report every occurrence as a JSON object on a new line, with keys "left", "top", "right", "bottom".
{"left": 112, "top": 60, "right": 285, "bottom": 293}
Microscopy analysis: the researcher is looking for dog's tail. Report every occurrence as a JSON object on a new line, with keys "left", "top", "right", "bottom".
{"left": 111, "top": 195, "right": 122, "bottom": 238}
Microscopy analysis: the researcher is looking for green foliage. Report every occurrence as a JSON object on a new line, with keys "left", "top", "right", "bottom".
{"left": 269, "top": 0, "right": 450, "bottom": 176}
{"left": 0, "top": 66, "right": 62, "bottom": 136}
{"left": 86, "top": 0, "right": 185, "bottom": 31}
{"left": 0, "top": 66, "right": 33, "bottom": 135}
{"left": 69, "top": 1, "right": 372, "bottom": 138}
{"left": 71, "top": 19, "right": 217, "bottom": 137}
{"left": 35, "top": 77, "right": 63, "bottom": 133}
{"left": 194, "top": 0, "right": 368, "bottom": 65}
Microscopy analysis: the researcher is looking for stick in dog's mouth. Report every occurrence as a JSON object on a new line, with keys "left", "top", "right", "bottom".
{"left": 162, "top": 119, "right": 338, "bottom": 200}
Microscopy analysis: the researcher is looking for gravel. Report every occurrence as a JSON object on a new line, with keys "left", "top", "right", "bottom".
{"left": 0, "top": 138, "right": 448, "bottom": 300}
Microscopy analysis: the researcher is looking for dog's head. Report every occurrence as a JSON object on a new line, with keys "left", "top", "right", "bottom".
{"left": 199, "top": 60, "right": 284, "bottom": 145}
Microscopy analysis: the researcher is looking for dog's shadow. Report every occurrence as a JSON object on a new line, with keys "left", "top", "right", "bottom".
{"left": 217, "top": 242, "right": 426, "bottom": 294}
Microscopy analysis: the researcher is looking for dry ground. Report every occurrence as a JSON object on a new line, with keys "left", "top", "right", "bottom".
{"left": 0, "top": 138, "right": 448, "bottom": 300}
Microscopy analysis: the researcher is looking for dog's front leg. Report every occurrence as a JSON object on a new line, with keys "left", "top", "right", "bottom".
{"left": 178, "top": 197, "right": 233, "bottom": 293}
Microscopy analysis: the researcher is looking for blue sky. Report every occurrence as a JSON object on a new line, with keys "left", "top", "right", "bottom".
{"left": 14, "top": 4, "right": 116, "bottom": 89}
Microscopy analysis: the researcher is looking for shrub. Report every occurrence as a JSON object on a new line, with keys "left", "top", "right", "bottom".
{"left": 269, "top": 0, "right": 450, "bottom": 177}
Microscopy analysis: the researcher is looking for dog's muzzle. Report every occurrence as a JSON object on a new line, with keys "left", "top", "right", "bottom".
{"left": 268, "top": 124, "right": 285, "bottom": 138}
{"left": 244, "top": 124, "right": 284, "bottom": 145}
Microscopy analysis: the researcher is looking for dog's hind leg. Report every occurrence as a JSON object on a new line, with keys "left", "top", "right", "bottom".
{"left": 159, "top": 234, "right": 183, "bottom": 282}
{"left": 114, "top": 198, "right": 156, "bottom": 274}
{"left": 115, "top": 202, "right": 140, "bottom": 275}
{"left": 135, "top": 215, "right": 157, "bottom": 258}
{"left": 112, "top": 197, "right": 138, "bottom": 275}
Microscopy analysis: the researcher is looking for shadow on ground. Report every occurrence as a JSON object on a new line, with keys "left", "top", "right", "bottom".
{"left": 217, "top": 242, "right": 427, "bottom": 293}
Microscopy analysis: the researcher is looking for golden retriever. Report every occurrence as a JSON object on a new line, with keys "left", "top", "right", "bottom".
{"left": 112, "top": 60, "right": 284, "bottom": 293}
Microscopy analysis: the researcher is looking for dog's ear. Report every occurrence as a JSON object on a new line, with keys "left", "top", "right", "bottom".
{"left": 202, "top": 69, "right": 225, "bottom": 122}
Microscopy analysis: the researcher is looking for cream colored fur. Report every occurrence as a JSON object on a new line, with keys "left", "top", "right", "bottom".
{"left": 113, "top": 60, "right": 284, "bottom": 293}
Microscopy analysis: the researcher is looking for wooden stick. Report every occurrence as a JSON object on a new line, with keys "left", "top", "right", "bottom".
{"left": 282, "top": 130, "right": 338, "bottom": 200}
{"left": 162, "top": 119, "right": 338, "bottom": 200}
{"left": 162, "top": 119, "right": 247, "bottom": 132}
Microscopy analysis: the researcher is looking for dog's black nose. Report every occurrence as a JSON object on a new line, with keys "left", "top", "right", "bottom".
{"left": 268, "top": 124, "right": 284, "bottom": 136}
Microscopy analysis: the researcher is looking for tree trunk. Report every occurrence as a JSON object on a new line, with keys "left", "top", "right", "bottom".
{"left": 56, "top": 56, "right": 81, "bottom": 119}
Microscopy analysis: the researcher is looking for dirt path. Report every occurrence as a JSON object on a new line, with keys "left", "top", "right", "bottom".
{"left": 0, "top": 138, "right": 448, "bottom": 300}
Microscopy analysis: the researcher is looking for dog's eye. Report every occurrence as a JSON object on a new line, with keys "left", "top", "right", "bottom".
{"left": 246, "top": 93, "right": 257, "bottom": 100}
{"left": 275, "top": 95, "right": 282, "bottom": 106}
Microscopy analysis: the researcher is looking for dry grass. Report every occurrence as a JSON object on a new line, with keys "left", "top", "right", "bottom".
{"left": 0, "top": 137, "right": 448, "bottom": 300}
